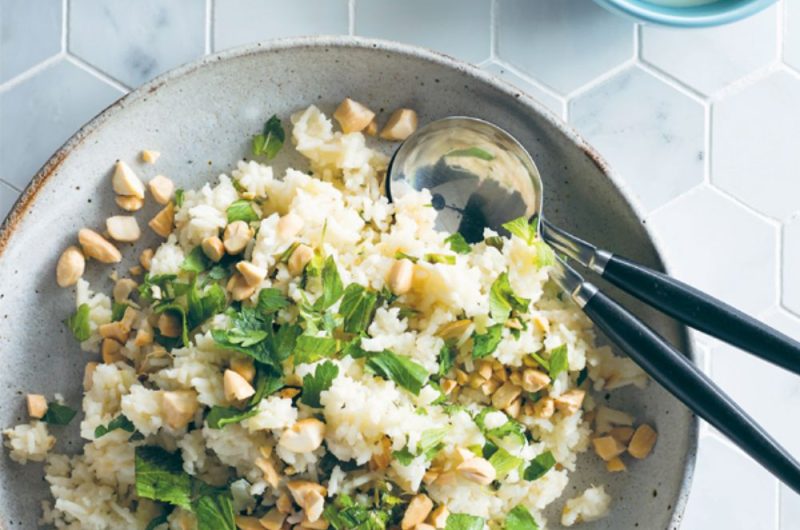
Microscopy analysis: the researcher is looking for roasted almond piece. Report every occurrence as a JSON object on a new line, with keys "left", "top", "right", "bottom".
{"left": 364, "top": 119, "right": 378, "bottom": 136}
{"left": 112, "top": 160, "right": 145, "bottom": 199}
{"left": 276, "top": 492, "right": 293, "bottom": 513}
{"left": 99, "top": 321, "right": 130, "bottom": 343}
{"left": 594, "top": 406, "right": 634, "bottom": 434}
{"left": 223, "top": 221, "right": 252, "bottom": 254}
{"left": 533, "top": 396, "right": 555, "bottom": 419}
{"left": 115, "top": 194, "right": 145, "bottom": 212}
{"left": 255, "top": 456, "right": 280, "bottom": 488}
{"left": 287, "top": 244, "right": 314, "bottom": 276}
{"left": 436, "top": 319, "right": 472, "bottom": 342}
{"left": 334, "top": 98, "right": 376, "bottom": 133}
{"left": 106, "top": 216, "right": 141, "bottom": 242}
{"left": 428, "top": 505, "right": 450, "bottom": 528}
{"left": 78, "top": 228, "right": 122, "bottom": 263}
{"left": 606, "top": 456, "right": 627, "bottom": 473}
{"left": 233, "top": 516, "right": 263, "bottom": 530}
{"left": 277, "top": 212, "right": 304, "bottom": 240}
{"left": 139, "top": 248, "right": 154, "bottom": 270}
{"left": 380, "top": 108, "right": 418, "bottom": 141}
{"left": 161, "top": 390, "right": 198, "bottom": 429}
{"left": 370, "top": 436, "right": 392, "bottom": 471}
{"left": 279, "top": 418, "right": 326, "bottom": 453}
{"left": 101, "top": 338, "right": 125, "bottom": 364}
{"left": 609, "top": 426, "right": 635, "bottom": 444}
{"left": 628, "top": 424, "right": 658, "bottom": 459}
{"left": 226, "top": 272, "right": 256, "bottom": 301}
{"left": 236, "top": 261, "right": 267, "bottom": 286}
{"left": 56, "top": 246, "right": 85, "bottom": 287}
{"left": 505, "top": 397, "right": 521, "bottom": 419}
{"left": 457, "top": 457, "right": 496, "bottom": 485}
{"left": 27, "top": 394, "right": 48, "bottom": 419}
{"left": 554, "top": 389, "right": 585, "bottom": 416}
{"left": 401, "top": 494, "right": 433, "bottom": 530}
{"left": 157, "top": 312, "right": 182, "bottom": 338}
{"left": 440, "top": 379, "right": 457, "bottom": 395}
{"left": 592, "top": 435, "right": 627, "bottom": 461}
{"left": 148, "top": 175, "right": 174, "bottom": 205}
{"left": 201, "top": 236, "right": 225, "bottom": 262}
{"left": 230, "top": 357, "right": 255, "bottom": 383}
{"left": 223, "top": 369, "right": 255, "bottom": 402}
{"left": 141, "top": 150, "right": 160, "bottom": 164}
{"left": 83, "top": 362, "right": 98, "bottom": 391}
{"left": 521, "top": 368, "right": 551, "bottom": 393}
{"left": 149, "top": 202, "right": 175, "bottom": 238}
{"left": 287, "top": 481, "right": 327, "bottom": 523}
{"left": 494, "top": 383, "right": 523, "bottom": 410}
{"left": 388, "top": 258, "right": 414, "bottom": 295}
{"left": 259, "top": 509, "right": 287, "bottom": 530}
{"left": 113, "top": 278, "right": 138, "bottom": 303}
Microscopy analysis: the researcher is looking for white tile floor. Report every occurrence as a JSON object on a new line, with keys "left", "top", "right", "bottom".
{"left": 1, "top": 1, "right": 799, "bottom": 528}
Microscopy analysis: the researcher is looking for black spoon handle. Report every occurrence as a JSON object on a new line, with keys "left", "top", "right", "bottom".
{"left": 581, "top": 286, "right": 800, "bottom": 494}
{"left": 602, "top": 254, "right": 800, "bottom": 375}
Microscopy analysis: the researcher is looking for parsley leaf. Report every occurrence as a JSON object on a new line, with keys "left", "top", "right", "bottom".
{"left": 446, "top": 147, "right": 495, "bottom": 161}
{"left": 187, "top": 282, "right": 226, "bottom": 330}
{"left": 523, "top": 451, "right": 556, "bottom": 481}
{"left": 257, "top": 288, "right": 290, "bottom": 315}
{"left": 502, "top": 216, "right": 537, "bottom": 245}
{"left": 504, "top": 505, "right": 540, "bottom": 530}
{"left": 472, "top": 324, "right": 503, "bottom": 359}
{"left": 339, "top": 284, "right": 378, "bottom": 334}
{"left": 42, "top": 402, "right": 77, "bottom": 425}
{"left": 445, "top": 513, "right": 485, "bottom": 530}
{"left": 135, "top": 446, "right": 192, "bottom": 510}
{"left": 67, "top": 304, "right": 91, "bottom": 342}
{"left": 226, "top": 200, "right": 259, "bottom": 223}
{"left": 437, "top": 342, "right": 457, "bottom": 378}
{"left": 301, "top": 360, "right": 339, "bottom": 407}
{"left": 529, "top": 351, "right": 550, "bottom": 372}
{"left": 392, "top": 447, "right": 416, "bottom": 465}
{"left": 548, "top": 345, "right": 569, "bottom": 380}
{"left": 445, "top": 233, "right": 471, "bottom": 254}
{"left": 180, "top": 246, "right": 210, "bottom": 274}
{"left": 419, "top": 427, "right": 449, "bottom": 460}
{"left": 313, "top": 256, "right": 344, "bottom": 311}
{"left": 489, "top": 273, "right": 529, "bottom": 323}
{"left": 294, "top": 334, "right": 339, "bottom": 365}
{"left": 488, "top": 446, "right": 523, "bottom": 478}
{"left": 252, "top": 115, "right": 285, "bottom": 160}
{"left": 273, "top": 323, "right": 302, "bottom": 361}
{"left": 95, "top": 414, "right": 135, "bottom": 438}
{"left": 365, "top": 350, "right": 429, "bottom": 396}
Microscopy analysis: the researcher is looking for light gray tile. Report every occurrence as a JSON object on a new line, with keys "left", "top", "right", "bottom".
{"left": 481, "top": 62, "right": 564, "bottom": 117}
{"left": 787, "top": 0, "right": 800, "bottom": 71}
{"left": 355, "top": 0, "right": 490, "bottom": 63}
{"left": 781, "top": 484, "right": 800, "bottom": 530}
{"left": 69, "top": 0, "right": 206, "bottom": 88}
{"left": 496, "top": 0, "right": 633, "bottom": 94}
{"left": 712, "top": 71, "right": 800, "bottom": 220}
{"left": 681, "top": 436, "right": 777, "bottom": 530}
{"left": 569, "top": 66, "right": 705, "bottom": 212}
{"left": 0, "top": 180, "right": 20, "bottom": 221}
{"left": 0, "top": 0, "right": 62, "bottom": 83}
{"left": 784, "top": 216, "right": 800, "bottom": 314}
{"left": 642, "top": 5, "right": 778, "bottom": 95}
{"left": 648, "top": 186, "right": 778, "bottom": 315}
{"left": 0, "top": 59, "right": 124, "bottom": 189}
{"left": 215, "top": 0, "right": 349, "bottom": 51}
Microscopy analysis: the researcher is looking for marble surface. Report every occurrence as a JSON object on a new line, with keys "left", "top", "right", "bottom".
{"left": 1, "top": 1, "right": 799, "bottom": 528}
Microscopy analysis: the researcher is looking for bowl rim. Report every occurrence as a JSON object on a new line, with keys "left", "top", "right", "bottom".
{"left": 594, "top": 0, "right": 776, "bottom": 27}
{"left": 0, "top": 35, "right": 698, "bottom": 527}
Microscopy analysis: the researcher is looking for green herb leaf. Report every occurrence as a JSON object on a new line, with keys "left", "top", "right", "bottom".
{"left": 273, "top": 323, "right": 302, "bottom": 361}
{"left": 145, "top": 510, "right": 172, "bottom": 530}
{"left": 474, "top": 408, "right": 526, "bottom": 446}
{"left": 257, "top": 287, "right": 290, "bottom": 315}
{"left": 111, "top": 301, "right": 128, "bottom": 322}
{"left": 174, "top": 189, "right": 185, "bottom": 208}
{"left": 155, "top": 303, "right": 189, "bottom": 347}
{"left": 424, "top": 253, "right": 456, "bottom": 265}
{"left": 419, "top": 427, "right": 450, "bottom": 460}
{"left": 365, "top": 350, "right": 429, "bottom": 396}
{"left": 135, "top": 446, "right": 192, "bottom": 510}
{"left": 314, "top": 256, "right": 344, "bottom": 311}
{"left": 206, "top": 405, "right": 258, "bottom": 429}
{"left": 502, "top": 216, "right": 537, "bottom": 245}
{"left": 504, "top": 505, "right": 540, "bottom": 530}
{"left": 207, "top": 264, "right": 228, "bottom": 280}
{"left": 529, "top": 351, "right": 550, "bottom": 372}
{"left": 446, "top": 147, "right": 495, "bottom": 161}
{"left": 226, "top": 199, "right": 259, "bottom": 223}
{"left": 42, "top": 402, "right": 78, "bottom": 426}
{"left": 392, "top": 448, "right": 416, "bottom": 466}
{"left": 437, "top": 342, "right": 457, "bottom": 378}
{"left": 445, "top": 513, "right": 486, "bottom": 530}
{"left": 67, "top": 304, "right": 91, "bottom": 342}
{"left": 301, "top": 360, "right": 339, "bottom": 408}
{"left": 533, "top": 241, "right": 555, "bottom": 268}
{"left": 180, "top": 246, "right": 210, "bottom": 274}
{"left": 251, "top": 115, "right": 285, "bottom": 160}
{"left": 445, "top": 233, "right": 471, "bottom": 254}
{"left": 523, "top": 451, "right": 556, "bottom": 481}
{"left": 394, "top": 251, "right": 419, "bottom": 263}
{"left": 339, "top": 284, "right": 378, "bottom": 334}
{"left": 95, "top": 414, "right": 135, "bottom": 438}
{"left": 576, "top": 367, "right": 589, "bottom": 386}
{"left": 187, "top": 282, "right": 226, "bottom": 330}
{"left": 138, "top": 274, "right": 179, "bottom": 303}
{"left": 193, "top": 486, "right": 236, "bottom": 530}
{"left": 489, "top": 273, "right": 529, "bottom": 323}
{"left": 472, "top": 324, "right": 503, "bottom": 359}
{"left": 485, "top": 235, "right": 505, "bottom": 250}
{"left": 249, "top": 366, "right": 285, "bottom": 406}
{"left": 548, "top": 345, "right": 569, "bottom": 380}
{"left": 294, "top": 334, "right": 339, "bottom": 365}
{"left": 488, "top": 447, "right": 523, "bottom": 478}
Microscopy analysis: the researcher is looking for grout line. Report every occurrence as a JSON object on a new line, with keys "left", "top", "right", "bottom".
{"left": 205, "top": 0, "right": 214, "bottom": 54}
{"left": 636, "top": 60, "right": 708, "bottom": 104}
{"left": 564, "top": 56, "right": 636, "bottom": 100}
{"left": 0, "top": 178, "right": 23, "bottom": 193}
{"left": 710, "top": 183, "right": 783, "bottom": 227}
{"left": 784, "top": 62, "right": 800, "bottom": 79}
{"left": 65, "top": 54, "right": 131, "bottom": 93}
{"left": 489, "top": 0, "right": 498, "bottom": 60}
{"left": 491, "top": 58, "right": 567, "bottom": 107}
{"left": 704, "top": 100, "right": 713, "bottom": 185}
{"left": 708, "top": 61, "right": 780, "bottom": 102}
{"left": 777, "top": 223, "right": 785, "bottom": 310}
{"left": 0, "top": 52, "right": 65, "bottom": 94}
{"left": 645, "top": 182, "right": 704, "bottom": 220}
{"left": 348, "top": 0, "right": 356, "bottom": 36}
{"left": 61, "top": 0, "right": 69, "bottom": 52}
{"left": 778, "top": 0, "right": 786, "bottom": 62}
{"left": 634, "top": 23, "right": 642, "bottom": 60}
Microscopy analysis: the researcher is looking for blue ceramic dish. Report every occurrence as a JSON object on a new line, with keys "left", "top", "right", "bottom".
{"left": 594, "top": 0, "right": 776, "bottom": 27}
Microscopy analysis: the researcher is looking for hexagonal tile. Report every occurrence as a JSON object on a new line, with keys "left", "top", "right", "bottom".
{"left": 569, "top": 66, "right": 705, "bottom": 212}
{"left": 496, "top": 0, "right": 633, "bottom": 94}
{"left": 711, "top": 308, "right": 800, "bottom": 458}
{"left": 69, "top": 0, "right": 206, "bottom": 88}
{"left": 681, "top": 436, "right": 777, "bottom": 529}
{"left": 214, "top": 0, "right": 349, "bottom": 51}
{"left": 712, "top": 71, "right": 800, "bottom": 220}
{"left": 0, "top": 0, "right": 62, "bottom": 83}
{"left": 648, "top": 186, "right": 778, "bottom": 315}
{"left": 641, "top": 5, "right": 778, "bottom": 96}
{"left": 0, "top": 59, "right": 124, "bottom": 189}
{"left": 784, "top": 216, "right": 800, "bottom": 315}
{"left": 355, "top": 0, "right": 490, "bottom": 64}
{"left": 786, "top": 0, "right": 800, "bottom": 71}
{"left": 781, "top": 484, "right": 800, "bottom": 530}
{"left": 0, "top": 180, "right": 20, "bottom": 221}
{"left": 481, "top": 62, "right": 564, "bottom": 117}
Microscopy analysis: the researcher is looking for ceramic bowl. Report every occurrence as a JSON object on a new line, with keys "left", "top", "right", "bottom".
{"left": 594, "top": 0, "right": 776, "bottom": 27}
{"left": 0, "top": 37, "right": 697, "bottom": 529}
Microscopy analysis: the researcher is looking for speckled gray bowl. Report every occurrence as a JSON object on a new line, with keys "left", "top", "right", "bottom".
{"left": 0, "top": 37, "right": 696, "bottom": 529}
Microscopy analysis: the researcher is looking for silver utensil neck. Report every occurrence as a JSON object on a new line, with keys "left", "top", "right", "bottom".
{"left": 540, "top": 218, "right": 611, "bottom": 274}
{"left": 551, "top": 256, "right": 599, "bottom": 308}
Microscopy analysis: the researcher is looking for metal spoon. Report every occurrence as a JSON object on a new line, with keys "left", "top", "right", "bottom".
{"left": 386, "top": 116, "right": 800, "bottom": 494}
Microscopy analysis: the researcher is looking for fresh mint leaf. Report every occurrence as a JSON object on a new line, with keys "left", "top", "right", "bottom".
{"left": 365, "top": 350, "right": 429, "bottom": 396}
{"left": 67, "top": 304, "right": 91, "bottom": 342}
{"left": 504, "top": 505, "right": 539, "bottom": 530}
{"left": 314, "top": 256, "right": 343, "bottom": 311}
{"left": 489, "top": 273, "right": 529, "bottom": 323}
{"left": 193, "top": 485, "right": 236, "bottom": 530}
{"left": 445, "top": 233, "right": 471, "bottom": 254}
{"left": 488, "top": 447, "right": 523, "bottom": 478}
{"left": 187, "top": 282, "right": 226, "bottom": 330}
{"left": 533, "top": 241, "right": 555, "bottom": 268}
{"left": 226, "top": 200, "right": 259, "bottom": 223}
{"left": 424, "top": 253, "right": 456, "bottom": 265}
{"left": 251, "top": 115, "right": 285, "bottom": 160}
{"left": 42, "top": 402, "right": 77, "bottom": 426}
{"left": 472, "top": 324, "right": 503, "bottom": 359}
{"left": 138, "top": 274, "right": 179, "bottom": 303}
{"left": 180, "top": 246, "right": 210, "bottom": 274}
{"left": 548, "top": 345, "right": 569, "bottom": 380}
{"left": 294, "top": 334, "right": 339, "bottom": 365}
{"left": 135, "top": 446, "right": 192, "bottom": 510}
{"left": 249, "top": 366, "right": 284, "bottom": 406}
{"left": 95, "top": 414, "right": 135, "bottom": 438}
{"left": 272, "top": 323, "right": 302, "bottom": 361}
{"left": 301, "top": 360, "right": 339, "bottom": 407}
{"left": 445, "top": 513, "right": 485, "bottom": 530}
{"left": 446, "top": 147, "right": 495, "bottom": 161}
{"left": 257, "top": 288, "right": 290, "bottom": 315}
{"left": 437, "top": 342, "right": 457, "bottom": 378}
{"left": 502, "top": 216, "right": 536, "bottom": 245}
{"left": 339, "top": 284, "right": 378, "bottom": 334}
{"left": 523, "top": 451, "right": 556, "bottom": 481}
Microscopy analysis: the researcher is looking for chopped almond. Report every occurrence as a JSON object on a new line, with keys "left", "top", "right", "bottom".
{"left": 606, "top": 456, "right": 627, "bottom": 473}
{"left": 78, "top": 228, "right": 122, "bottom": 263}
{"left": 533, "top": 397, "right": 555, "bottom": 419}
{"left": 553, "top": 389, "right": 585, "bottom": 416}
{"left": 532, "top": 315, "right": 550, "bottom": 334}
{"left": 279, "top": 418, "right": 326, "bottom": 453}
{"left": 157, "top": 312, "right": 182, "bottom": 338}
{"left": 149, "top": 202, "right": 175, "bottom": 238}
{"left": 161, "top": 390, "right": 198, "bottom": 429}
{"left": 380, "top": 108, "right": 418, "bottom": 141}
{"left": 609, "top": 426, "right": 635, "bottom": 444}
{"left": 101, "top": 338, "right": 125, "bottom": 364}
{"left": 106, "top": 216, "right": 141, "bottom": 242}
{"left": 83, "top": 362, "right": 98, "bottom": 391}
{"left": 259, "top": 509, "right": 287, "bottom": 530}
{"left": 491, "top": 383, "right": 522, "bottom": 410}
{"left": 236, "top": 261, "right": 267, "bottom": 286}
{"left": 134, "top": 328, "right": 154, "bottom": 347}
{"left": 428, "top": 505, "right": 449, "bottom": 528}
{"left": 113, "top": 278, "right": 138, "bottom": 303}
{"left": 141, "top": 150, "right": 160, "bottom": 164}
{"left": 401, "top": 494, "right": 433, "bottom": 530}
{"left": 595, "top": 406, "right": 635, "bottom": 434}
{"left": 112, "top": 161, "right": 145, "bottom": 199}
{"left": 276, "top": 492, "right": 293, "bottom": 513}
{"left": 226, "top": 272, "right": 256, "bottom": 301}
{"left": 115, "top": 194, "right": 144, "bottom": 212}
{"left": 364, "top": 119, "right": 378, "bottom": 136}
{"left": 505, "top": 397, "right": 522, "bottom": 419}
{"left": 334, "top": 98, "right": 376, "bottom": 133}
{"left": 26, "top": 394, "right": 48, "bottom": 419}
{"left": 435, "top": 319, "right": 472, "bottom": 342}
{"left": 230, "top": 357, "right": 255, "bottom": 383}
{"left": 480, "top": 378, "right": 499, "bottom": 396}
{"left": 56, "top": 246, "right": 85, "bottom": 287}
{"left": 592, "top": 435, "right": 626, "bottom": 461}
{"left": 440, "top": 379, "right": 457, "bottom": 395}
{"left": 148, "top": 175, "right": 174, "bottom": 205}
{"left": 99, "top": 321, "right": 130, "bottom": 343}
{"left": 276, "top": 212, "right": 304, "bottom": 240}
{"left": 223, "top": 221, "right": 252, "bottom": 255}
{"left": 287, "top": 481, "right": 326, "bottom": 523}
{"left": 255, "top": 456, "right": 280, "bottom": 488}
{"left": 416, "top": 524, "right": 436, "bottom": 530}
{"left": 278, "top": 387, "right": 301, "bottom": 399}
{"left": 388, "top": 258, "right": 414, "bottom": 295}
{"left": 477, "top": 360, "right": 493, "bottom": 380}
{"left": 223, "top": 369, "right": 255, "bottom": 402}
{"left": 201, "top": 236, "right": 225, "bottom": 262}
{"left": 287, "top": 244, "right": 314, "bottom": 276}
{"left": 521, "top": 369, "right": 550, "bottom": 393}
{"left": 456, "top": 457, "right": 495, "bottom": 485}
{"left": 628, "top": 424, "right": 658, "bottom": 459}
{"left": 234, "top": 516, "right": 263, "bottom": 530}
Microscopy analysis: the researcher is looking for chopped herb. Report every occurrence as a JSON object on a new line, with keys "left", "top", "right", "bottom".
{"left": 313, "top": 256, "right": 343, "bottom": 311}
{"left": 502, "top": 216, "right": 537, "bottom": 245}
{"left": 533, "top": 241, "right": 556, "bottom": 267}
{"left": 437, "top": 342, "right": 457, "bottom": 378}
{"left": 548, "top": 345, "right": 569, "bottom": 380}
{"left": 324, "top": 493, "right": 397, "bottom": 530}
{"left": 279, "top": 241, "right": 300, "bottom": 263}
{"left": 485, "top": 235, "right": 505, "bottom": 250}
{"left": 180, "top": 246, "right": 210, "bottom": 274}
{"left": 392, "top": 447, "right": 416, "bottom": 465}
{"left": 207, "top": 264, "right": 228, "bottom": 280}
{"left": 445, "top": 513, "right": 486, "bottom": 530}
{"left": 249, "top": 367, "right": 284, "bottom": 405}
{"left": 474, "top": 408, "right": 526, "bottom": 446}
{"left": 446, "top": 147, "right": 495, "bottom": 161}
{"left": 394, "top": 251, "right": 419, "bottom": 263}
{"left": 472, "top": 324, "right": 503, "bottom": 359}
{"left": 489, "top": 273, "right": 530, "bottom": 323}
{"left": 187, "top": 282, "right": 226, "bottom": 330}
{"left": 135, "top": 446, "right": 192, "bottom": 510}
{"left": 523, "top": 451, "right": 556, "bottom": 481}
{"left": 294, "top": 334, "right": 339, "bottom": 365}
{"left": 256, "top": 287, "right": 290, "bottom": 315}
{"left": 424, "top": 253, "right": 456, "bottom": 265}
{"left": 206, "top": 405, "right": 258, "bottom": 429}
{"left": 67, "top": 304, "right": 91, "bottom": 342}
{"left": 504, "top": 505, "right": 540, "bottom": 530}
{"left": 193, "top": 485, "right": 236, "bottom": 530}
{"left": 95, "top": 414, "right": 135, "bottom": 438}
{"left": 138, "top": 274, "right": 180, "bottom": 303}
{"left": 174, "top": 188, "right": 185, "bottom": 208}
{"left": 488, "top": 447, "right": 523, "bottom": 478}
{"left": 251, "top": 115, "right": 285, "bottom": 160}
{"left": 576, "top": 367, "right": 589, "bottom": 386}
{"left": 272, "top": 323, "right": 302, "bottom": 361}
{"left": 419, "top": 427, "right": 449, "bottom": 460}
{"left": 226, "top": 199, "right": 259, "bottom": 223}
{"left": 211, "top": 307, "right": 279, "bottom": 369}
{"left": 445, "top": 233, "right": 471, "bottom": 254}
{"left": 339, "top": 284, "right": 378, "bottom": 334}
{"left": 529, "top": 351, "right": 550, "bottom": 372}
{"left": 301, "top": 360, "right": 339, "bottom": 407}
{"left": 42, "top": 402, "right": 78, "bottom": 425}
{"left": 365, "top": 350, "right": 429, "bottom": 396}
{"left": 111, "top": 301, "right": 128, "bottom": 322}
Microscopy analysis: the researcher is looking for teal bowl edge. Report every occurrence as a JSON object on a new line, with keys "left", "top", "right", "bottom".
{"left": 593, "top": 0, "right": 777, "bottom": 27}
